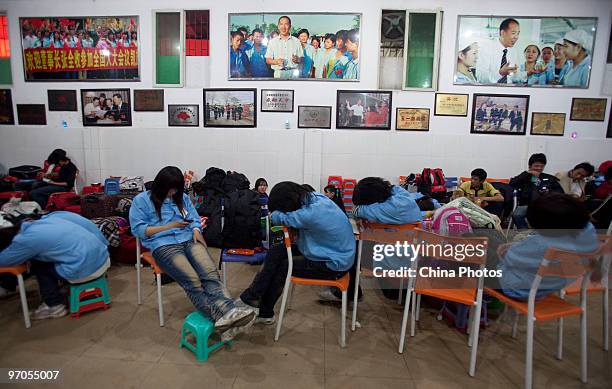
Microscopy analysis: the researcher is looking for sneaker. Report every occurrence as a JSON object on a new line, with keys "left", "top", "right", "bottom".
{"left": 254, "top": 315, "right": 275, "bottom": 325}
{"left": 0, "top": 286, "right": 17, "bottom": 300}
{"left": 317, "top": 287, "right": 342, "bottom": 303}
{"left": 214, "top": 306, "right": 256, "bottom": 332}
{"left": 31, "top": 303, "right": 68, "bottom": 320}
{"left": 221, "top": 311, "right": 257, "bottom": 342}
{"left": 234, "top": 298, "right": 259, "bottom": 317}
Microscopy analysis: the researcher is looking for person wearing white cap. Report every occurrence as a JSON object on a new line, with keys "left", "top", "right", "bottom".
{"left": 475, "top": 18, "right": 521, "bottom": 85}
{"left": 562, "top": 29, "right": 592, "bottom": 87}
{"left": 553, "top": 38, "right": 572, "bottom": 84}
{"left": 455, "top": 40, "right": 479, "bottom": 83}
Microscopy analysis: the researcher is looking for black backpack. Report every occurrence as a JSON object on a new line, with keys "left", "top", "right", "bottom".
{"left": 222, "top": 189, "right": 263, "bottom": 248}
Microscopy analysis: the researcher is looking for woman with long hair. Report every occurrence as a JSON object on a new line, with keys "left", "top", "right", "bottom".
{"left": 129, "top": 166, "right": 255, "bottom": 340}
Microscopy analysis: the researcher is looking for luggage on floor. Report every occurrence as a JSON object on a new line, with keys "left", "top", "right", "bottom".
{"left": 109, "top": 227, "right": 149, "bottom": 263}
{"left": 46, "top": 192, "right": 81, "bottom": 212}
{"left": 81, "top": 193, "right": 118, "bottom": 219}
{"left": 8, "top": 165, "right": 42, "bottom": 179}
{"left": 119, "top": 176, "right": 145, "bottom": 192}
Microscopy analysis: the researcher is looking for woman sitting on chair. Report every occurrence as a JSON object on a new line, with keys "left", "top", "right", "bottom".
{"left": 129, "top": 166, "right": 255, "bottom": 340}
{"left": 238, "top": 181, "right": 356, "bottom": 324}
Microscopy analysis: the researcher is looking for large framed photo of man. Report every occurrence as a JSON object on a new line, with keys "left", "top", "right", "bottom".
{"left": 454, "top": 16, "right": 597, "bottom": 88}
{"left": 228, "top": 13, "right": 361, "bottom": 81}
{"left": 336, "top": 90, "right": 392, "bottom": 130}
{"left": 20, "top": 16, "right": 140, "bottom": 82}
{"left": 80, "top": 89, "right": 131, "bottom": 126}
{"left": 203, "top": 88, "right": 257, "bottom": 128}
{"left": 471, "top": 93, "right": 529, "bottom": 135}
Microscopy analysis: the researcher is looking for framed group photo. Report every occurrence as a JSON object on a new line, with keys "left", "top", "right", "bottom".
{"left": 228, "top": 13, "right": 361, "bottom": 81}
{"left": 81, "top": 88, "right": 131, "bottom": 126}
{"left": 454, "top": 16, "right": 597, "bottom": 88}
{"left": 203, "top": 88, "right": 257, "bottom": 128}
{"left": 20, "top": 16, "right": 140, "bottom": 82}
{"left": 336, "top": 90, "right": 392, "bottom": 130}
{"left": 471, "top": 93, "right": 529, "bottom": 135}
{"left": 297, "top": 106, "right": 332, "bottom": 129}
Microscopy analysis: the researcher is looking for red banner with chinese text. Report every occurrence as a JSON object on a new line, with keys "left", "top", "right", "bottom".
{"left": 23, "top": 47, "right": 138, "bottom": 73}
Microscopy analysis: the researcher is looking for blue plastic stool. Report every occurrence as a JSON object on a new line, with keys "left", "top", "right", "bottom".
{"left": 180, "top": 311, "right": 231, "bottom": 362}
{"left": 69, "top": 275, "right": 111, "bottom": 318}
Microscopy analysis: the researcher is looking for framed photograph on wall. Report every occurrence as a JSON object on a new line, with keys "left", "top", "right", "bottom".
{"left": 470, "top": 93, "right": 529, "bottom": 135}
{"left": 298, "top": 106, "right": 332, "bottom": 129}
{"left": 134, "top": 89, "right": 164, "bottom": 111}
{"left": 607, "top": 106, "right": 612, "bottom": 138}
{"left": 228, "top": 13, "right": 361, "bottom": 81}
{"left": 0, "top": 89, "right": 15, "bottom": 125}
{"left": 336, "top": 90, "right": 392, "bottom": 130}
{"left": 454, "top": 16, "right": 597, "bottom": 88}
{"left": 203, "top": 88, "right": 257, "bottom": 128}
{"left": 434, "top": 93, "right": 468, "bottom": 116}
{"left": 47, "top": 90, "right": 77, "bottom": 111}
{"left": 530, "top": 112, "right": 565, "bottom": 136}
{"left": 20, "top": 16, "right": 140, "bottom": 82}
{"left": 80, "top": 88, "right": 131, "bottom": 126}
{"left": 17, "top": 104, "right": 46, "bottom": 125}
{"left": 168, "top": 104, "right": 199, "bottom": 127}
{"left": 396, "top": 108, "right": 430, "bottom": 131}
{"left": 570, "top": 98, "right": 607, "bottom": 121}
{"left": 261, "top": 89, "right": 294, "bottom": 112}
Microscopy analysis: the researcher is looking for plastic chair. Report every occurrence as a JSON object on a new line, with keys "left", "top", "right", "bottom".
{"left": 403, "top": 229, "right": 488, "bottom": 379}
{"left": 484, "top": 239, "right": 611, "bottom": 389}
{"left": 180, "top": 311, "right": 231, "bottom": 362}
{"left": 0, "top": 264, "right": 30, "bottom": 328}
{"left": 135, "top": 237, "right": 165, "bottom": 326}
{"left": 559, "top": 229, "right": 612, "bottom": 353}
{"left": 69, "top": 275, "right": 111, "bottom": 318}
{"left": 351, "top": 221, "right": 420, "bottom": 331}
{"left": 273, "top": 226, "right": 351, "bottom": 347}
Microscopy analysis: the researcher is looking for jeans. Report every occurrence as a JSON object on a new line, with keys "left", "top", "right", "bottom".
{"left": 29, "top": 184, "right": 66, "bottom": 208}
{"left": 153, "top": 241, "right": 234, "bottom": 321}
{"left": 512, "top": 205, "right": 529, "bottom": 229}
{"left": 31, "top": 260, "right": 66, "bottom": 306}
{"left": 241, "top": 243, "right": 346, "bottom": 318}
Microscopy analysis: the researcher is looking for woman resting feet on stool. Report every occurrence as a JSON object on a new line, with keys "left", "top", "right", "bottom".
{"left": 238, "top": 181, "right": 356, "bottom": 324}
{"left": 0, "top": 211, "right": 111, "bottom": 320}
{"left": 129, "top": 166, "right": 255, "bottom": 340}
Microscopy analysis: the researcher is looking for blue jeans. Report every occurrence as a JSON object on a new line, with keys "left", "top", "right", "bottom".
{"left": 29, "top": 184, "right": 66, "bottom": 208}
{"left": 152, "top": 241, "right": 234, "bottom": 321}
{"left": 512, "top": 205, "right": 529, "bottom": 229}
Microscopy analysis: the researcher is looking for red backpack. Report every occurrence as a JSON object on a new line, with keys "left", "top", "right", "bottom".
{"left": 417, "top": 168, "right": 446, "bottom": 195}
{"left": 46, "top": 192, "right": 81, "bottom": 212}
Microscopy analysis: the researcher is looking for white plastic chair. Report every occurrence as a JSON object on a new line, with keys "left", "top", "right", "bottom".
{"left": 0, "top": 264, "right": 30, "bottom": 328}
{"left": 135, "top": 237, "right": 165, "bottom": 326}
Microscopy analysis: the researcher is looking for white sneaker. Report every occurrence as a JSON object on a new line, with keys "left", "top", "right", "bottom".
{"left": 0, "top": 286, "right": 17, "bottom": 299}
{"left": 221, "top": 312, "right": 257, "bottom": 341}
{"left": 317, "top": 287, "right": 342, "bottom": 303}
{"left": 31, "top": 303, "right": 68, "bottom": 320}
{"left": 234, "top": 298, "right": 259, "bottom": 317}
{"left": 254, "top": 315, "right": 276, "bottom": 325}
{"left": 214, "top": 306, "right": 256, "bottom": 332}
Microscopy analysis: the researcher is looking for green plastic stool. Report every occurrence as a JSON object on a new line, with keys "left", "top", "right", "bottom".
{"left": 69, "top": 275, "right": 111, "bottom": 318}
{"left": 180, "top": 311, "right": 231, "bottom": 362}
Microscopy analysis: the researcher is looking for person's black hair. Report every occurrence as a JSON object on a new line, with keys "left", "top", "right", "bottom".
{"left": 528, "top": 153, "right": 547, "bottom": 166}
{"left": 47, "top": 148, "right": 67, "bottom": 165}
{"left": 325, "top": 33, "right": 336, "bottom": 43}
{"left": 113, "top": 93, "right": 122, "bottom": 100}
{"left": 268, "top": 181, "right": 312, "bottom": 213}
{"left": 323, "top": 185, "right": 337, "bottom": 197}
{"left": 416, "top": 195, "right": 435, "bottom": 212}
{"left": 526, "top": 193, "right": 590, "bottom": 231}
{"left": 471, "top": 168, "right": 488, "bottom": 181}
{"left": 93, "top": 97, "right": 100, "bottom": 102}
{"left": 301, "top": 184, "right": 316, "bottom": 192}
{"left": 297, "top": 28, "right": 309, "bottom": 38}
{"left": 252, "top": 28, "right": 263, "bottom": 35}
{"left": 311, "top": 36, "right": 320, "bottom": 44}
{"left": 347, "top": 29, "right": 359, "bottom": 44}
{"left": 336, "top": 30, "right": 348, "bottom": 42}
{"left": 230, "top": 31, "right": 243, "bottom": 40}
{"left": 150, "top": 166, "right": 185, "bottom": 220}
{"left": 254, "top": 177, "right": 268, "bottom": 190}
{"left": 499, "top": 18, "right": 519, "bottom": 32}
{"left": 573, "top": 162, "right": 595, "bottom": 176}
{"left": 278, "top": 15, "right": 292, "bottom": 26}
{"left": 238, "top": 27, "right": 248, "bottom": 35}
{"left": 352, "top": 177, "right": 393, "bottom": 205}
{"left": 99, "top": 93, "right": 106, "bottom": 98}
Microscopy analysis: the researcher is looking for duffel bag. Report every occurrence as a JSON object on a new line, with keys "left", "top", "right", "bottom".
{"left": 8, "top": 165, "right": 42, "bottom": 179}
{"left": 81, "top": 193, "right": 118, "bottom": 219}
{"left": 46, "top": 192, "right": 81, "bottom": 211}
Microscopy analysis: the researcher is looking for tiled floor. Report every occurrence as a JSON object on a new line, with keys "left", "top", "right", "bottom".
{"left": 1, "top": 248, "right": 610, "bottom": 388}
